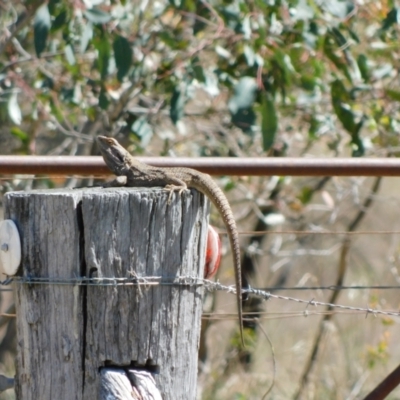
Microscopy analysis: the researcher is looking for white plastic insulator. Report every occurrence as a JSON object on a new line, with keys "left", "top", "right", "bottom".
{"left": 0, "top": 220, "right": 21, "bottom": 276}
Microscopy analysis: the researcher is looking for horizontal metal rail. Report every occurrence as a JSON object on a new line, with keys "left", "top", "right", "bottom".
{"left": 1, "top": 156, "right": 400, "bottom": 176}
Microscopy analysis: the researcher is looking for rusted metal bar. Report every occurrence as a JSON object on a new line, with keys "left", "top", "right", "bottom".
{"left": 0, "top": 156, "right": 109, "bottom": 176}
{"left": 363, "top": 363, "right": 400, "bottom": 400}
{"left": 1, "top": 156, "right": 400, "bottom": 176}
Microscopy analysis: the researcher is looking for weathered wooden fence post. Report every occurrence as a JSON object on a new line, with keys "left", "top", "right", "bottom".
{"left": 5, "top": 187, "right": 209, "bottom": 399}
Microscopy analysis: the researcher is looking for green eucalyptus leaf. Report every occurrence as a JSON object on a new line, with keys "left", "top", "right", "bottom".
{"left": 231, "top": 108, "right": 256, "bottom": 134}
{"left": 331, "top": 79, "right": 364, "bottom": 156}
{"left": 372, "top": 64, "right": 393, "bottom": 80}
{"left": 10, "top": 127, "right": 28, "bottom": 142}
{"left": 170, "top": 85, "right": 186, "bottom": 124}
{"left": 64, "top": 44, "right": 75, "bottom": 65}
{"left": 331, "top": 79, "right": 356, "bottom": 133}
{"left": 385, "top": 88, "right": 400, "bottom": 102}
{"left": 300, "top": 75, "right": 317, "bottom": 91}
{"left": 193, "top": 0, "right": 210, "bottom": 35}
{"left": 357, "top": 54, "right": 370, "bottom": 82}
{"left": 8, "top": 92, "right": 22, "bottom": 125}
{"left": 228, "top": 77, "right": 258, "bottom": 134}
{"left": 80, "top": 22, "right": 93, "bottom": 53}
{"left": 84, "top": 8, "right": 112, "bottom": 24}
{"left": 113, "top": 35, "right": 133, "bottom": 81}
{"left": 260, "top": 93, "right": 278, "bottom": 152}
{"left": 321, "top": 0, "right": 354, "bottom": 19}
{"left": 34, "top": 4, "right": 51, "bottom": 57}
{"left": 228, "top": 77, "right": 258, "bottom": 114}
{"left": 131, "top": 117, "right": 153, "bottom": 146}
{"left": 381, "top": 7, "right": 399, "bottom": 31}
{"left": 350, "top": 119, "right": 365, "bottom": 157}
{"left": 291, "top": 0, "right": 314, "bottom": 21}
{"left": 241, "top": 15, "right": 252, "bottom": 39}
{"left": 93, "top": 35, "right": 111, "bottom": 79}
{"left": 191, "top": 56, "right": 206, "bottom": 83}
{"left": 99, "top": 86, "right": 109, "bottom": 110}
{"left": 243, "top": 45, "right": 255, "bottom": 67}
{"left": 49, "top": 98, "right": 63, "bottom": 122}
{"left": 51, "top": 9, "right": 68, "bottom": 31}
{"left": 298, "top": 187, "right": 313, "bottom": 205}
{"left": 323, "top": 31, "right": 352, "bottom": 82}
{"left": 330, "top": 27, "right": 347, "bottom": 47}
{"left": 347, "top": 27, "right": 360, "bottom": 43}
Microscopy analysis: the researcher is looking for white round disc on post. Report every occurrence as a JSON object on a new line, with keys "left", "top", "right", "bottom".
{"left": 0, "top": 220, "right": 21, "bottom": 275}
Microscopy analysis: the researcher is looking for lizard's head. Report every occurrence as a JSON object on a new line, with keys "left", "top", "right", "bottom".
{"left": 97, "top": 136, "right": 128, "bottom": 174}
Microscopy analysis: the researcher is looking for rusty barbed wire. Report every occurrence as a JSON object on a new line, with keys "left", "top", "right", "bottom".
{"left": 4, "top": 275, "right": 400, "bottom": 318}
{"left": 5, "top": 275, "right": 400, "bottom": 291}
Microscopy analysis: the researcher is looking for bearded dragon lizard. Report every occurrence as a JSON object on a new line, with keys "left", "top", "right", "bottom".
{"left": 96, "top": 135, "right": 244, "bottom": 346}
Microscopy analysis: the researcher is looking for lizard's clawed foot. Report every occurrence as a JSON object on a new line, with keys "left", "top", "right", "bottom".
{"left": 164, "top": 184, "right": 189, "bottom": 204}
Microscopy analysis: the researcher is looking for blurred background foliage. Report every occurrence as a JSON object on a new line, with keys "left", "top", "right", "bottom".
{"left": 3, "top": 0, "right": 400, "bottom": 160}
{"left": 2, "top": 0, "right": 400, "bottom": 399}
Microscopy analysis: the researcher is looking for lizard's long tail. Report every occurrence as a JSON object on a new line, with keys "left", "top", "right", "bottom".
{"left": 190, "top": 173, "right": 245, "bottom": 347}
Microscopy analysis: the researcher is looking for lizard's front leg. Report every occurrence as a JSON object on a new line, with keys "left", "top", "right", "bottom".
{"left": 164, "top": 180, "right": 189, "bottom": 204}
